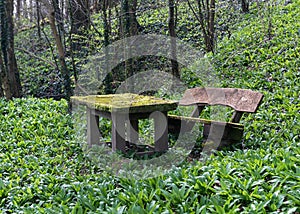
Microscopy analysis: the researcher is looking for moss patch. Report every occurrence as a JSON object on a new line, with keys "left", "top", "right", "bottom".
{"left": 71, "top": 93, "right": 178, "bottom": 113}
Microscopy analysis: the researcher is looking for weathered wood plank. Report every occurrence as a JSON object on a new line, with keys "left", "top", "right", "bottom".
{"left": 168, "top": 114, "right": 244, "bottom": 143}
{"left": 168, "top": 114, "right": 244, "bottom": 127}
{"left": 179, "top": 87, "right": 264, "bottom": 113}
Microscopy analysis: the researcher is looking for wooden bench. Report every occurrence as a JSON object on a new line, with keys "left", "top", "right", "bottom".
{"left": 168, "top": 87, "right": 264, "bottom": 150}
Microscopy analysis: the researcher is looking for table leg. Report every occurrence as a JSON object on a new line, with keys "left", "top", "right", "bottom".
{"left": 87, "top": 108, "right": 100, "bottom": 147}
{"left": 127, "top": 119, "right": 139, "bottom": 144}
{"left": 112, "top": 113, "right": 126, "bottom": 152}
{"left": 152, "top": 111, "right": 168, "bottom": 152}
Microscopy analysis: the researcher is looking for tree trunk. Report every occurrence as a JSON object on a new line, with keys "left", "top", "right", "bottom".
{"left": 116, "top": 5, "right": 122, "bottom": 39}
{"left": 69, "top": 0, "right": 90, "bottom": 58}
{"left": 49, "top": 9, "right": 72, "bottom": 102}
{"left": 108, "top": 7, "right": 112, "bottom": 35}
{"left": 68, "top": 0, "right": 77, "bottom": 84}
{"left": 121, "top": 0, "right": 133, "bottom": 91}
{"left": 16, "top": 0, "right": 22, "bottom": 20}
{"left": 69, "top": 0, "right": 90, "bottom": 34}
{"left": 29, "top": 0, "right": 34, "bottom": 22}
{"left": 52, "top": 0, "right": 65, "bottom": 46}
{"left": 129, "top": 0, "right": 138, "bottom": 36}
{"left": 187, "top": 0, "right": 216, "bottom": 53}
{"left": 168, "top": 0, "right": 180, "bottom": 79}
{"left": 241, "top": 0, "right": 249, "bottom": 13}
{"left": 0, "top": 0, "right": 22, "bottom": 99}
{"left": 0, "top": 51, "right": 7, "bottom": 97}
{"left": 23, "top": 0, "right": 28, "bottom": 19}
{"left": 102, "top": 0, "right": 113, "bottom": 94}
{"left": 208, "top": 0, "right": 215, "bottom": 52}
{"left": 36, "top": 0, "right": 41, "bottom": 39}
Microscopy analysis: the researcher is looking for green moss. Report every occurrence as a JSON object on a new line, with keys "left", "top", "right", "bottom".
{"left": 71, "top": 93, "right": 178, "bottom": 113}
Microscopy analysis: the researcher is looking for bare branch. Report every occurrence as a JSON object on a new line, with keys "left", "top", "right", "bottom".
{"left": 16, "top": 47, "right": 56, "bottom": 68}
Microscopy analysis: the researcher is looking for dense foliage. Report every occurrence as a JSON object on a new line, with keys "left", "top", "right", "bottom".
{"left": 1, "top": 0, "right": 299, "bottom": 213}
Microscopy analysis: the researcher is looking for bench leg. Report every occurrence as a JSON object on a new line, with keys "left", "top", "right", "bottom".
{"left": 127, "top": 119, "right": 139, "bottom": 144}
{"left": 191, "top": 105, "right": 205, "bottom": 117}
{"left": 231, "top": 111, "right": 244, "bottom": 123}
{"left": 112, "top": 113, "right": 126, "bottom": 152}
{"left": 87, "top": 108, "right": 100, "bottom": 147}
{"left": 203, "top": 123, "right": 226, "bottom": 152}
{"left": 152, "top": 111, "right": 168, "bottom": 152}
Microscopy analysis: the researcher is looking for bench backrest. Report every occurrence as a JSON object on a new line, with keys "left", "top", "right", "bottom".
{"left": 179, "top": 87, "right": 264, "bottom": 123}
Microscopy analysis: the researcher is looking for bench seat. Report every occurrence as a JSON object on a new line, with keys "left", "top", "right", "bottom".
{"left": 167, "top": 87, "right": 264, "bottom": 150}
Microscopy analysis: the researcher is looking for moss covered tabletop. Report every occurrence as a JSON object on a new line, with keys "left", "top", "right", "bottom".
{"left": 71, "top": 93, "right": 178, "bottom": 113}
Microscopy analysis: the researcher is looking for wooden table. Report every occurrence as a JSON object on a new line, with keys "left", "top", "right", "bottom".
{"left": 71, "top": 94, "right": 178, "bottom": 153}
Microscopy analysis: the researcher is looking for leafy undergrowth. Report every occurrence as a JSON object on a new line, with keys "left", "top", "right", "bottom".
{"left": 0, "top": 98, "right": 299, "bottom": 213}
{"left": 213, "top": 0, "right": 300, "bottom": 151}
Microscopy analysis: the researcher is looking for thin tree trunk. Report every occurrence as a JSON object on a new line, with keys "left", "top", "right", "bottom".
{"left": 68, "top": 0, "right": 77, "bottom": 83}
{"left": 49, "top": 10, "right": 72, "bottom": 102}
{"left": 93, "top": 0, "right": 100, "bottom": 12}
{"left": 69, "top": 0, "right": 90, "bottom": 56}
{"left": 108, "top": 7, "right": 112, "bottom": 35}
{"left": 40, "top": 17, "right": 61, "bottom": 72}
{"left": 23, "top": 0, "right": 28, "bottom": 19}
{"left": 52, "top": 0, "right": 64, "bottom": 46}
{"left": 16, "top": 0, "right": 21, "bottom": 20}
{"left": 121, "top": 0, "right": 133, "bottom": 91}
{"left": 29, "top": 0, "right": 34, "bottom": 22}
{"left": 36, "top": 0, "right": 41, "bottom": 39}
{"left": 169, "top": 0, "right": 180, "bottom": 79}
{"left": 0, "top": 51, "right": 7, "bottom": 97}
{"left": 208, "top": 0, "right": 215, "bottom": 52}
{"left": 103, "top": 0, "right": 113, "bottom": 93}
{"left": 70, "top": 0, "right": 90, "bottom": 34}
{"left": 241, "top": 0, "right": 249, "bottom": 13}
{"left": 116, "top": 5, "right": 122, "bottom": 39}
{"left": 187, "top": 0, "right": 215, "bottom": 53}
{"left": 60, "top": 0, "right": 64, "bottom": 21}
{"left": 0, "top": 62, "right": 10, "bottom": 98}
{"left": 129, "top": 0, "right": 138, "bottom": 36}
